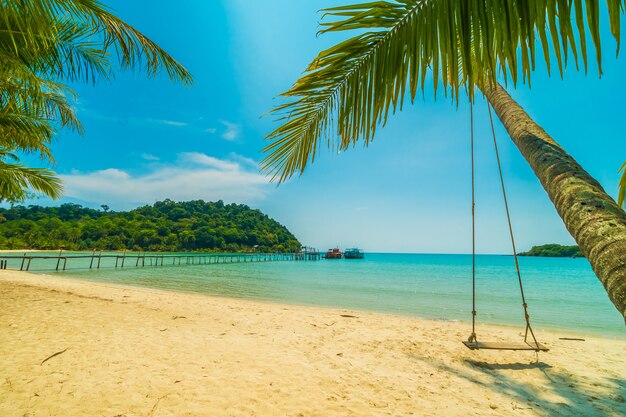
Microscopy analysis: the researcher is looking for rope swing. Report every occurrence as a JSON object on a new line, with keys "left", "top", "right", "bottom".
{"left": 463, "top": 102, "right": 548, "bottom": 352}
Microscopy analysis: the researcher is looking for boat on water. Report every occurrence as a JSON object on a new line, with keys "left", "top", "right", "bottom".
{"left": 324, "top": 248, "right": 342, "bottom": 259}
{"left": 343, "top": 248, "right": 364, "bottom": 259}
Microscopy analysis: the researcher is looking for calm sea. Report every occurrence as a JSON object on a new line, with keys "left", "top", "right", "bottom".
{"left": 10, "top": 252, "right": 625, "bottom": 337}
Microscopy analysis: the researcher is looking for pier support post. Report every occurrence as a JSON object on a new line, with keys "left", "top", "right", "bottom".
{"left": 90, "top": 249, "right": 96, "bottom": 269}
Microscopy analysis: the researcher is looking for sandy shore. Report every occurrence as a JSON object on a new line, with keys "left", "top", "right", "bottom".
{"left": 1, "top": 271, "right": 624, "bottom": 416}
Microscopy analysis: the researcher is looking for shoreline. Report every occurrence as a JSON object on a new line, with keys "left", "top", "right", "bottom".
{"left": 23, "top": 270, "right": 605, "bottom": 339}
{"left": 2, "top": 270, "right": 625, "bottom": 416}
{"left": 34, "top": 268, "right": 626, "bottom": 340}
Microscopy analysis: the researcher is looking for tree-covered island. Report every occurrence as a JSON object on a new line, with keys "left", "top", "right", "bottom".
{"left": 518, "top": 244, "right": 583, "bottom": 258}
{"left": 0, "top": 200, "right": 301, "bottom": 253}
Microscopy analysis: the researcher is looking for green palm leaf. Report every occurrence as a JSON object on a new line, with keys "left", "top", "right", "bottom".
{"left": 0, "top": 65, "right": 81, "bottom": 126}
{"left": 617, "top": 162, "right": 626, "bottom": 207}
{"left": 0, "top": 61, "right": 82, "bottom": 161}
{"left": 0, "top": 112, "right": 55, "bottom": 161}
{"left": 263, "top": 0, "right": 624, "bottom": 182}
{"left": 0, "top": 0, "right": 192, "bottom": 85}
{"left": 0, "top": 158, "right": 62, "bottom": 203}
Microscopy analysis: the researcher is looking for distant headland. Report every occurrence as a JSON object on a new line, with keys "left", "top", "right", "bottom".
{"left": 518, "top": 244, "right": 583, "bottom": 258}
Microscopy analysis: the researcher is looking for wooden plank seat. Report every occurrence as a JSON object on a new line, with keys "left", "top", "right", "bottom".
{"left": 463, "top": 340, "right": 549, "bottom": 352}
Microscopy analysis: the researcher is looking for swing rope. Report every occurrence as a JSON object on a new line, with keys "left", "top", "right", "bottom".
{"left": 469, "top": 102, "right": 477, "bottom": 344}
{"left": 486, "top": 103, "right": 540, "bottom": 348}
{"left": 466, "top": 101, "right": 543, "bottom": 350}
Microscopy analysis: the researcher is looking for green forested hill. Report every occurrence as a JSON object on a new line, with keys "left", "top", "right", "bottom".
{"left": 0, "top": 200, "right": 301, "bottom": 252}
{"left": 518, "top": 244, "right": 583, "bottom": 258}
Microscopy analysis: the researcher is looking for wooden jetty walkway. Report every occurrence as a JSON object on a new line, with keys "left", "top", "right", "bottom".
{"left": 0, "top": 248, "right": 321, "bottom": 272}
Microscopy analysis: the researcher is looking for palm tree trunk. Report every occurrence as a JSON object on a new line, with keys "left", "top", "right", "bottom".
{"left": 481, "top": 82, "right": 626, "bottom": 323}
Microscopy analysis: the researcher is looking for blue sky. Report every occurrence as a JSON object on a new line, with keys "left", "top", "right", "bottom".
{"left": 22, "top": 0, "right": 626, "bottom": 254}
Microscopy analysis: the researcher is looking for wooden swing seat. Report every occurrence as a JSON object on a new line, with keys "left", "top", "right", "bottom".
{"left": 462, "top": 105, "right": 549, "bottom": 356}
{"left": 463, "top": 340, "right": 548, "bottom": 352}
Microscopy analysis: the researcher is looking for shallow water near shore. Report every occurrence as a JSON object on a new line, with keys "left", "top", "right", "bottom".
{"left": 10, "top": 252, "right": 625, "bottom": 337}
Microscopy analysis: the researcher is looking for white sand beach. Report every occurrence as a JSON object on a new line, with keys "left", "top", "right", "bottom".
{"left": 1, "top": 270, "right": 624, "bottom": 417}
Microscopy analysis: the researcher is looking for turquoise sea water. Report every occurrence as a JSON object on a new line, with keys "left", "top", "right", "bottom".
{"left": 10, "top": 252, "right": 625, "bottom": 337}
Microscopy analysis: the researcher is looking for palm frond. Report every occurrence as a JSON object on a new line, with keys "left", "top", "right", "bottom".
{"left": 617, "top": 162, "right": 626, "bottom": 207}
{"left": 0, "top": 112, "right": 56, "bottom": 161}
{"left": 0, "top": 0, "right": 192, "bottom": 85}
{"left": 0, "top": 61, "right": 81, "bottom": 160}
{"left": 0, "top": 62, "right": 82, "bottom": 130}
{"left": 33, "top": 20, "right": 111, "bottom": 83}
{"left": 0, "top": 16, "right": 109, "bottom": 83}
{"left": 263, "top": 0, "right": 625, "bottom": 182}
{"left": 0, "top": 158, "right": 63, "bottom": 203}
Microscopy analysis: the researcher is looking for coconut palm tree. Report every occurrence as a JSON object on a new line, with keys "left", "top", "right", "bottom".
{"left": 0, "top": 0, "right": 192, "bottom": 201}
{"left": 262, "top": 1, "right": 626, "bottom": 321}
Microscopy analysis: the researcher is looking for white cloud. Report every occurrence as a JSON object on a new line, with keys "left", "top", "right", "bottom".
{"left": 79, "top": 106, "right": 241, "bottom": 137}
{"left": 228, "top": 153, "right": 260, "bottom": 170}
{"left": 78, "top": 107, "right": 189, "bottom": 128}
{"left": 219, "top": 119, "right": 241, "bottom": 141}
{"left": 60, "top": 153, "right": 270, "bottom": 210}
{"left": 141, "top": 153, "right": 160, "bottom": 161}
{"left": 178, "top": 152, "right": 239, "bottom": 171}
{"left": 150, "top": 119, "right": 188, "bottom": 127}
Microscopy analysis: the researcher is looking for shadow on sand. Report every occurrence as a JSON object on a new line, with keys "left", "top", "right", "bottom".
{"left": 467, "top": 360, "right": 552, "bottom": 371}
{"left": 409, "top": 354, "right": 625, "bottom": 416}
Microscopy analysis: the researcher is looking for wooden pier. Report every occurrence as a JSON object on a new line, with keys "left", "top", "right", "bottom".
{"left": 0, "top": 248, "right": 321, "bottom": 272}
{"left": 295, "top": 246, "right": 322, "bottom": 261}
